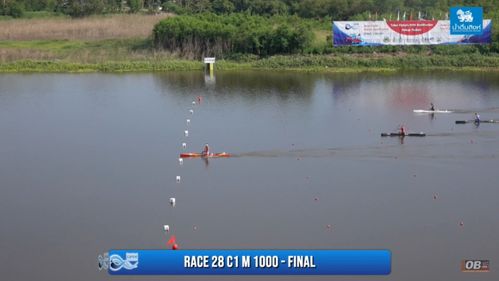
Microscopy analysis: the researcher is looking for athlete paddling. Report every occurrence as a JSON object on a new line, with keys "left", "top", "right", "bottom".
{"left": 399, "top": 125, "right": 406, "bottom": 136}
{"left": 474, "top": 113, "right": 480, "bottom": 123}
{"left": 201, "top": 144, "right": 210, "bottom": 157}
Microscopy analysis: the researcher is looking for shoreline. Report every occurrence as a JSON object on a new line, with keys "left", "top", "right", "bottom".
{"left": 1, "top": 58, "right": 499, "bottom": 73}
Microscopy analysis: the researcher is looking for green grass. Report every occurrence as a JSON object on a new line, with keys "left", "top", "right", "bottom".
{"left": 1, "top": 37, "right": 499, "bottom": 73}
{"left": 22, "top": 11, "right": 68, "bottom": 19}
{"left": 0, "top": 40, "right": 86, "bottom": 51}
{"left": 1, "top": 55, "right": 498, "bottom": 73}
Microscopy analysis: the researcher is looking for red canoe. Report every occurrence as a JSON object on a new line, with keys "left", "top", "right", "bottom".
{"left": 180, "top": 152, "right": 231, "bottom": 158}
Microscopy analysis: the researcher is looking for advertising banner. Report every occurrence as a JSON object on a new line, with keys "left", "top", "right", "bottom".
{"left": 333, "top": 20, "right": 492, "bottom": 46}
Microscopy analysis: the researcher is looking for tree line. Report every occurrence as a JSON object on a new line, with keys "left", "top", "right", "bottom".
{"left": 1, "top": 0, "right": 497, "bottom": 18}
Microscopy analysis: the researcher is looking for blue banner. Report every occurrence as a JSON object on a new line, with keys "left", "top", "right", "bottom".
{"left": 450, "top": 7, "right": 483, "bottom": 35}
{"left": 107, "top": 249, "right": 391, "bottom": 275}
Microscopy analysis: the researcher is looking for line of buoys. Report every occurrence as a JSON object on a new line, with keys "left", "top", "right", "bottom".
{"left": 166, "top": 97, "right": 204, "bottom": 250}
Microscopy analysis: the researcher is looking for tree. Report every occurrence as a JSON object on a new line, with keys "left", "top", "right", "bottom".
{"left": 129, "top": 0, "right": 143, "bottom": 12}
{"left": 60, "top": 0, "right": 105, "bottom": 17}
{"left": 212, "top": 0, "right": 234, "bottom": 14}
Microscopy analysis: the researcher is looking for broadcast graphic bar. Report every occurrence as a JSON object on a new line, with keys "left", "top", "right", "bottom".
{"left": 106, "top": 249, "right": 391, "bottom": 275}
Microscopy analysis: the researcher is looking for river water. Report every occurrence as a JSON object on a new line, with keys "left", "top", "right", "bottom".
{"left": 0, "top": 71, "right": 498, "bottom": 281}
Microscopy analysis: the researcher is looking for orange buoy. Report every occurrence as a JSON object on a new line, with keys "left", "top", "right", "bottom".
{"left": 172, "top": 243, "right": 179, "bottom": 250}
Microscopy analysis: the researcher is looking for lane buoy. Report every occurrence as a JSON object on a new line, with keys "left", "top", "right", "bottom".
{"left": 186, "top": 119, "right": 190, "bottom": 125}
{"left": 192, "top": 101, "right": 196, "bottom": 105}
{"left": 178, "top": 158, "right": 183, "bottom": 165}
{"left": 459, "top": 221, "right": 464, "bottom": 227}
{"left": 163, "top": 225, "right": 170, "bottom": 232}
{"left": 189, "top": 109, "right": 194, "bottom": 114}
{"left": 172, "top": 243, "right": 179, "bottom": 250}
{"left": 169, "top": 198, "right": 176, "bottom": 207}
{"left": 182, "top": 142, "right": 187, "bottom": 149}
{"left": 176, "top": 176, "right": 181, "bottom": 183}
{"left": 184, "top": 130, "right": 189, "bottom": 137}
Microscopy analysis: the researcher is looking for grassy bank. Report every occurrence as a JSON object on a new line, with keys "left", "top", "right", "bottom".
{"left": 1, "top": 14, "right": 498, "bottom": 73}
{"left": 1, "top": 54, "right": 499, "bottom": 73}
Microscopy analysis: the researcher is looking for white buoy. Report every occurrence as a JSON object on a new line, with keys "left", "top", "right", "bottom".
{"left": 163, "top": 225, "right": 170, "bottom": 232}
{"left": 189, "top": 109, "right": 194, "bottom": 114}
{"left": 169, "top": 198, "right": 176, "bottom": 207}
{"left": 176, "top": 176, "right": 181, "bottom": 183}
{"left": 192, "top": 101, "right": 196, "bottom": 105}
{"left": 178, "top": 158, "right": 183, "bottom": 165}
{"left": 184, "top": 130, "right": 189, "bottom": 137}
{"left": 186, "top": 119, "right": 190, "bottom": 125}
{"left": 182, "top": 142, "right": 187, "bottom": 149}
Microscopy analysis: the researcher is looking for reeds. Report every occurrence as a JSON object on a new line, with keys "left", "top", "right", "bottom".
{"left": 0, "top": 14, "right": 171, "bottom": 41}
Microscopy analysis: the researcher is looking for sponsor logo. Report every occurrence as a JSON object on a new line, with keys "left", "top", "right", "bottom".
{"left": 109, "top": 252, "right": 139, "bottom": 272}
{"left": 98, "top": 253, "right": 109, "bottom": 271}
{"left": 461, "top": 260, "right": 490, "bottom": 272}
{"left": 450, "top": 7, "right": 483, "bottom": 35}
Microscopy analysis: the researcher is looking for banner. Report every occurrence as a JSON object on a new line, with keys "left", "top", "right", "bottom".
{"left": 333, "top": 20, "right": 492, "bottom": 46}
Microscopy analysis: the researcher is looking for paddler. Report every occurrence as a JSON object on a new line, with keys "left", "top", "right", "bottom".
{"left": 474, "top": 113, "right": 480, "bottom": 123}
{"left": 430, "top": 103, "right": 435, "bottom": 111}
{"left": 201, "top": 143, "right": 210, "bottom": 157}
{"left": 399, "top": 125, "right": 406, "bottom": 136}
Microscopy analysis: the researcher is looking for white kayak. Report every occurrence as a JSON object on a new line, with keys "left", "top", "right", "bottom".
{"left": 413, "top": 109, "right": 453, "bottom": 113}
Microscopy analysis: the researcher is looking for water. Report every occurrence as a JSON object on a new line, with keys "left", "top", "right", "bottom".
{"left": 0, "top": 71, "right": 498, "bottom": 281}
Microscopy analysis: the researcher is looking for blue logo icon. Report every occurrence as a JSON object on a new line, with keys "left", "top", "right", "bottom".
{"left": 109, "top": 252, "right": 139, "bottom": 272}
{"left": 450, "top": 7, "right": 483, "bottom": 35}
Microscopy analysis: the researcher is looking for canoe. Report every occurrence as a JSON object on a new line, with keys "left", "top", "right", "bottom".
{"left": 455, "top": 120, "right": 499, "bottom": 124}
{"left": 180, "top": 152, "right": 231, "bottom": 158}
{"left": 413, "top": 109, "right": 453, "bottom": 113}
{"left": 381, "top": 132, "right": 426, "bottom": 137}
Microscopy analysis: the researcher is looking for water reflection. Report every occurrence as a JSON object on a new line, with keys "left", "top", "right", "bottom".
{"left": 153, "top": 70, "right": 316, "bottom": 102}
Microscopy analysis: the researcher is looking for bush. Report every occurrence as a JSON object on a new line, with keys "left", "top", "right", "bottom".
{"left": 153, "top": 13, "right": 314, "bottom": 58}
{"left": 1, "top": 1, "right": 25, "bottom": 18}
{"left": 59, "top": 0, "right": 105, "bottom": 17}
{"left": 162, "top": 2, "right": 187, "bottom": 15}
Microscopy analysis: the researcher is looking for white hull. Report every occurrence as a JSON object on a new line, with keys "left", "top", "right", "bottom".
{"left": 413, "top": 109, "right": 453, "bottom": 113}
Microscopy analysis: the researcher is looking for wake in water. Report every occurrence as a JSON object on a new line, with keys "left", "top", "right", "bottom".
{"left": 234, "top": 132, "right": 499, "bottom": 161}
{"left": 446, "top": 106, "right": 499, "bottom": 114}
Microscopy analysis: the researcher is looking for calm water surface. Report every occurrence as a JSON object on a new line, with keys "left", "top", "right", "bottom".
{"left": 0, "top": 71, "right": 498, "bottom": 281}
